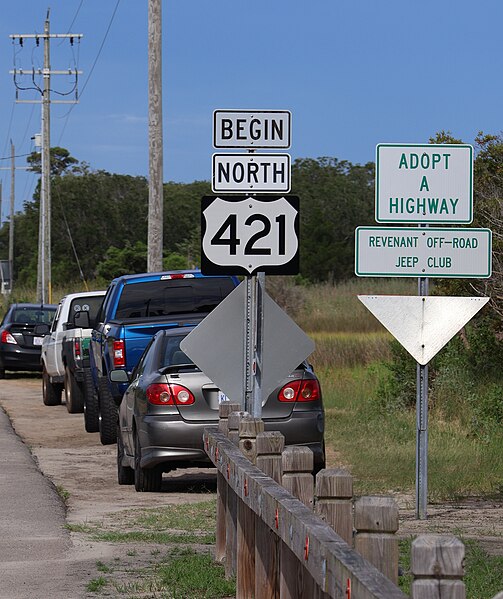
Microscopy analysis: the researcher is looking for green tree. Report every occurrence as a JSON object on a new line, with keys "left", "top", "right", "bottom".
{"left": 96, "top": 242, "right": 148, "bottom": 280}
{"left": 26, "top": 146, "right": 81, "bottom": 176}
{"left": 291, "top": 157, "right": 375, "bottom": 282}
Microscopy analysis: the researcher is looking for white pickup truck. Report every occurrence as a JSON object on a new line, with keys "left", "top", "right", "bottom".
{"left": 40, "top": 290, "right": 105, "bottom": 413}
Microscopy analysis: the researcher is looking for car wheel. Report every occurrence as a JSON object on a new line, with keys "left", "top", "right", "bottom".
{"left": 83, "top": 368, "right": 99, "bottom": 433}
{"left": 42, "top": 367, "right": 62, "bottom": 406}
{"left": 0, "top": 358, "right": 5, "bottom": 379}
{"left": 98, "top": 376, "right": 117, "bottom": 445}
{"left": 64, "top": 366, "right": 84, "bottom": 414}
{"left": 134, "top": 432, "right": 162, "bottom": 492}
{"left": 117, "top": 426, "right": 134, "bottom": 485}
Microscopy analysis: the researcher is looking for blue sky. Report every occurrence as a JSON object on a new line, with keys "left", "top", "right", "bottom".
{"left": 1, "top": 0, "right": 502, "bottom": 219}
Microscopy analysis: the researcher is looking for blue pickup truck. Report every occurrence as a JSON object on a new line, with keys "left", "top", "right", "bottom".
{"left": 88, "top": 270, "right": 238, "bottom": 445}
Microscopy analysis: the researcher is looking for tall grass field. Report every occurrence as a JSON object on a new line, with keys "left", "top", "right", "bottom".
{"left": 287, "top": 278, "right": 503, "bottom": 500}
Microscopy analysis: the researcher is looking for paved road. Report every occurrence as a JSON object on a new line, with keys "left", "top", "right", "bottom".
{"left": 0, "top": 406, "right": 81, "bottom": 599}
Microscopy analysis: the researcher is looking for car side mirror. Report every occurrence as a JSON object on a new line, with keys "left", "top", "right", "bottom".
{"left": 110, "top": 369, "right": 130, "bottom": 383}
{"left": 73, "top": 310, "right": 91, "bottom": 329}
{"left": 34, "top": 323, "right": 50, "bottom": 336}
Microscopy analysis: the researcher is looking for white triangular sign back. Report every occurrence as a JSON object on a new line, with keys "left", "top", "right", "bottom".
{"left": 358, "top": 295, "right": 490, "bottom": 365}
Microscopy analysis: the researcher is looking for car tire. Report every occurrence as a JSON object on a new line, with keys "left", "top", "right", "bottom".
{"left": 42, "top": 367, "right": 63, "bottom": 406}
{"left": 83, "top": 368, "right": 100, "bottom": 433}
{"left": 64, "top": 366, "right": 84, "bottom": 414}
{"left": 117, "top": 426, "right": 134, "bottom": 485}
{"left": 0, "top": 358, "right": 5, "bottom": 379}
{"left": 98, "top": 376, "right": 117, "bottom": 445}
{"left": 134, "top": 432, "right": 162, "bottom": 492}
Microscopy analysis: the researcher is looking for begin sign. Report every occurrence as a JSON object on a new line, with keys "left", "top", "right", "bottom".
{"left": 355, "top": 226, "right": 492, "bottom": 278}
{"left": 213, "top": 109, "right": 291, "bottom": 149}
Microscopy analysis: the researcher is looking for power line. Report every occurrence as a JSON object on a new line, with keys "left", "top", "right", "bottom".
{"left": 0, "top": 152, "right": 31, "bottom": 161}
{"left": 59, "top": 0, "right": 84, "bottom": 44}
{"left": 57, "top": 0, "right": 122, "bottom": 144}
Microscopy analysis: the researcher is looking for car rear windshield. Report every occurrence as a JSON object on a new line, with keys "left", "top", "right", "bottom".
{"left": 12, "top": 307, "right": 55, "bottom": 325}
{"left": 115, "top": 278, "right": 235, "bottom": 320}
{"left": 160, "top": 334, "right": 194, "bottom": 368}
{"left": 68, "top": 296, "right": 103, "bottom": 327}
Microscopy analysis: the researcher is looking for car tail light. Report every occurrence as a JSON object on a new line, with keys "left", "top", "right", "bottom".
{"left": 278, "top": 379, "right": 321, "bottom": 402}
{"left": 74, "top": 339, "right": 81, "bottom": 359}
{"left": 1, "top": 330, "right": 17, "bottom": 344}
{"left": 147, "top": 383, "right": 195, "bottom": 406}
{"left": 113, "top": 340, "right": 125, "bottom": 368}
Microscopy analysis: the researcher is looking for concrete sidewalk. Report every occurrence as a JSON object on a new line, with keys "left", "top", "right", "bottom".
{"left": 0, "top": 407, "right": 80, "bottom": 599}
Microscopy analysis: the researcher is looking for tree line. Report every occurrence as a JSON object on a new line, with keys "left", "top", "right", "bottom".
{"left": 0, "top": 150, "right": 376, "bottom": 286}
{"left": 0, "top": 134, "right": 501, "bottom": 324}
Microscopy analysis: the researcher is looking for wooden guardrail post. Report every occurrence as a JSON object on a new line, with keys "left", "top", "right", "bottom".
{"left": 315, "top": 468, "right": 354, "bottom": 546}
{"left": 239, "top": 414, "right": 264, "bottom": 464}
{"left": 219, "top": 401, "right": 241, "bottom": 436}
{"left": 256, "top": 431, "right": 284, "bottom": 483}
{"left": 280, "top": 446, "right": 316, "bottom": 599}
{"left": 281, "top": 446, "right": 314, "bottom": 508}
{"left": 411, "top": 535, "right": 465, "bottom": 599}
{"left": 354, "top": 496, "right": 399, "bottom": 585}
{"left": 236, "top": 415, "right": 263, "bottom": 599}
{"left": 216, "top": 402, "right": 241, "bottom": 563}
{"left": 255, "top": 431, "right": 285, "bottom": 599}
{"left": 228, "top": 410, "right": 247, "bottom": 445}
{"left": 225, "top": 411, "right": 248, "bottom": 578}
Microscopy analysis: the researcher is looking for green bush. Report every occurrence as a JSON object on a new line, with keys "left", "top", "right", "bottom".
{"left": 375, "top": 315, "right": 503, "bottom": 439}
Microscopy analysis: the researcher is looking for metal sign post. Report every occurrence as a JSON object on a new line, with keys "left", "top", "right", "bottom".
{"left": 244, "top": 273, "right": 265, "bottom": 417}
{"left": 416, "top": 273, "right": 429, "bottom": 520}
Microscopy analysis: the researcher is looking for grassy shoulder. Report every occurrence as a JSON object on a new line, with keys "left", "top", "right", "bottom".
{"left": 319, "top": 363, "right": 503, "bottom": 499}
{"left": 71, "top": 500, "right": 236, "bottom": 598}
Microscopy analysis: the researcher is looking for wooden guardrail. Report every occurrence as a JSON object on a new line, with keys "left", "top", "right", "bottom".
{"left": 205, "top": 404, "right": 501, "bottom": 599}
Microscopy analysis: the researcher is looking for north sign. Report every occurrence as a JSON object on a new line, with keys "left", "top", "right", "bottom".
{"left": 213, "top": 109, "right": 291, "bottom": 149}
{"left": 355, "top": 226, "right": 492, "bottom": 278}
{"left": 212, "top": 153, "right": 291, "bottom": 193}
{"left": 375, "top": 144, "right": 473, "bottom": 224}
{"left": 201, "top": 195, "right": 299, "bottom": 276}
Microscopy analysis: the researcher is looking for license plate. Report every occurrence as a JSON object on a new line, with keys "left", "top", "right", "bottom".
{"left": 33, "top": 337, "right": 44, "bottom": 346}
{"left": 218, "top": 391, "right": 229, "bottom": 404}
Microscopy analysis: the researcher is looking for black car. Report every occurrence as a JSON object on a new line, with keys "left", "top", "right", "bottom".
{"left": 113, "top": 327, "right": 325, "bottom": 492}
{"left": 0, "top": 303, "right": 57, "bottom": 378}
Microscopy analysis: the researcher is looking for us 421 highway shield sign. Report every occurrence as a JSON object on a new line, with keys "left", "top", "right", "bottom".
{"left": 201, "top": 195, "right": 299, "bottom": 275}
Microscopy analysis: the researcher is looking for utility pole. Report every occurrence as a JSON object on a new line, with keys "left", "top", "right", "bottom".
{"left": 10, "top": 11, "right": 82, "bottom": 302}
{"left": 0, "top": 142, "right": 30, "bottom": 293}
{"left": 147, "top": 0, "right": 164, "bottom": 272}
{"left": 9, "top": 142, "right": 15, "bottom": 291}
{"left": 41, "top": 14, "right": 52, "bottom": 304}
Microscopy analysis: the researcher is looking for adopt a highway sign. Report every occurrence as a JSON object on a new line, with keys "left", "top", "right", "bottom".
{"left": 212, "top": 153, "right": 291, "bottom": 193}
{"left": 355, "top": 226, "right": 492, "bottom": 278}
{"left": 376, "top": 144, "right": 473, "bottom": 224}
{"left": 201, "top": 195, "right": 299, "bottom": 276}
